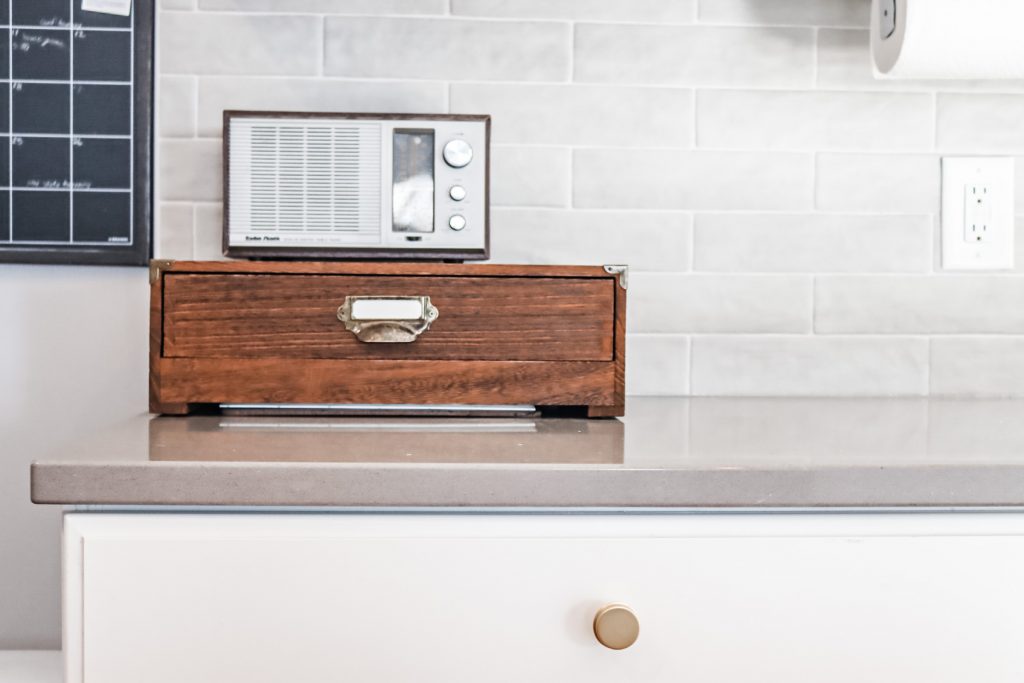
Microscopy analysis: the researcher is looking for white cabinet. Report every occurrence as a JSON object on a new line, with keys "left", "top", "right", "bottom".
{"left": 65, "top": 513, "right": 1024, "bottom": 683}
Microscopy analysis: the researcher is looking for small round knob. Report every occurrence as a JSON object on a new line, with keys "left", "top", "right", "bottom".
{"left": 449, "top": 185, "right": 467, "bottom": 201}
{"left": 443, "top": 139, "right": 473, "bottom": 168}
{"left": 448, "top": 214, "right": 467, "bottom": 231}
{"left": 593, "top": 604, "right": 639, "bottom": 650}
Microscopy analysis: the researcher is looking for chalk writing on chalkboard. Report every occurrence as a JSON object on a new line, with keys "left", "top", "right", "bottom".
{"left": 0, "top": 0, "right": 151, "bottom": 265}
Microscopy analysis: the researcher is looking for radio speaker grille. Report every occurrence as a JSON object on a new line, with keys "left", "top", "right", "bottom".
{"left": 228, "top": 119, "right": 382, "bottom": 244}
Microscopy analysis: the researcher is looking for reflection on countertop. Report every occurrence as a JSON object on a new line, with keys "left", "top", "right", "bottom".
{"left": 149, "top": 415, "right": 624, "bottom": 465}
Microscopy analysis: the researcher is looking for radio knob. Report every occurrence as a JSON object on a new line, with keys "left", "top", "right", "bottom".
{"left": 449, "top": 185, "right": 467, "bottom": 201}
{"left": 443, "top": 139, "right": 473, "bottom": 168}
{"left": 448, "top": 215, "right": 467, "bottom": 231}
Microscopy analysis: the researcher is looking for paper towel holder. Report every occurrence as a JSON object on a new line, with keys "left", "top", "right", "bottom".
{"left": 879, "top": 0, "right": 897, "bottom": 39}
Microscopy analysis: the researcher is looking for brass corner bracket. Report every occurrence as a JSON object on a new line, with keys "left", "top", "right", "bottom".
{"left": 149, "top": 259, "right": 174, "bottom": 284}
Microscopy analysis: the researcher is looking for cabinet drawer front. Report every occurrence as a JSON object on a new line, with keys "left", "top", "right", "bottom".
{"left": 162, "top": 274, "right": 614, "bottom": 361}
{"left": 72, "top": 515, "right": 1024, "bottom": 683}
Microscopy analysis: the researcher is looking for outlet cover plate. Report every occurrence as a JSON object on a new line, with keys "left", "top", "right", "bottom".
{"left": 942, "top": 157, "right": 1015, "bottom": 270}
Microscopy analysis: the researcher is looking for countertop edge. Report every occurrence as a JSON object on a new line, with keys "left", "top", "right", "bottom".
{"left": 31, "top": 462, "right": 1024, "bottom": 509}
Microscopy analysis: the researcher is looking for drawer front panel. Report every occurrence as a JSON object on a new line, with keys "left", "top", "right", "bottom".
{"left": 73, "top": 514, "right": 1024, "bottom": 683}
{"left": 162, "top": 274, "right": 614, "bottom": 361}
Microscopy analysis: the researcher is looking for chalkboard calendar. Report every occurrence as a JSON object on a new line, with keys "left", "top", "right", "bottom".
{"left": 0, "top": 0, "right": 151, "bottom": 265}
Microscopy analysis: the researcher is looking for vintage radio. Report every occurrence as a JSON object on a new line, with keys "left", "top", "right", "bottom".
{"left": 223, "top": 112, "right": 490, "bottom": 260}
{"left": 149, "top": 261, "right": 626, "bottom": 417}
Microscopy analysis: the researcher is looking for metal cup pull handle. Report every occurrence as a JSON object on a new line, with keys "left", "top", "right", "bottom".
{"left": 337, "top": 296, "right": 439, "bottom": 343}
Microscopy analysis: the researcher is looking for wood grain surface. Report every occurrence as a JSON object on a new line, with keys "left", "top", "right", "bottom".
{"left": 150, "top": 261, "right": 626, "bottom": 417}
{"left": 155, "top": 358, "right": 615, "bottom": 407}
{"left": 163, "top": 274, "right": 614, "bottom": 361}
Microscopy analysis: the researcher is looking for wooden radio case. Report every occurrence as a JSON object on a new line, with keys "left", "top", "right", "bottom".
{"left": 149, "top": 261, "right": 626, "bottom": 417}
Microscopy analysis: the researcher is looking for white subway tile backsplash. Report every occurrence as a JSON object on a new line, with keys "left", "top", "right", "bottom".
{"left": 817, "top": 276, "right": 1024, "bottom": 334}
{"left": 193, "top": 204, "right": 225, "bottom": 261}
{"left": 159, "top": 13, "right": 322, "bottom": 75}
{"left": 697, "top": 90, "right": 933, "bottom": 151}
{"left": 699, "top": 0, "right": 868, "bottom": 27}
{"left": 199, "top": 0, "right": 447, "bottom": 12}
{"left": 574, "top": 149, "right": 813, "bottom": 210}
{"left": 688, "top": 398, "right": 929, "bottom": 463}
{"left": 158, "top": 140, "right": 221, "bottom": 202}
{"left": 694, "top": 214, "right": 932, "bottom": 273}
{"left": 927, "top": 400, "right": 1024, "bottom": 457}
{"left": 932, "top": 338, "right": 1024, "bottom": 396}
{"left": 450, "top": 84, "right": 693, "bottom": 147}
{"left": 158, "top": 76, "right": 196, "bottom": 138}
{"left": 151, "top": 3, "right": 1024, "bottom": 398}
{"left": 324, "top": 18, "right": 571, "bottom": 82}
{"left": 629, "top": 274, "right": 812, "bottom": 333}
{"left": 816, "top": 153, "right": 939, "bottom": 213}
{"left": 157, "top": 203, "right": 194, "bottom": 260}
{"left": 489, "top": 209, "right": 691, "bottom": 271}
{"left": 453, "top": 0, "right": 696, "bottom": 22}
{"left": 574, "top": 24, "right": 814, "bottom": 87}
{"left": 626, "top": 335, "right": 690, "bottom": 396}
{"left": 196, "top": 78, "right": 446, "bottom": 138}
{"left": 938, "top": 94, "right": 1024, "bottom": 152}
{"left": 691, "top": 337, "right": 929, "bottom": 396}
{"left": 491, "top": 147, "right": 571, "bottom": 208}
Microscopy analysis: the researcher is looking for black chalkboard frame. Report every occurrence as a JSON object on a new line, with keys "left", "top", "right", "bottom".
{"left": 0, "top": 1, "right": 153, "bottom": 266}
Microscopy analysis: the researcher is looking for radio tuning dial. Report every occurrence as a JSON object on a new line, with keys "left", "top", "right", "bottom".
{"left": 443, "top": 139, "right": 473, "bottom": 168}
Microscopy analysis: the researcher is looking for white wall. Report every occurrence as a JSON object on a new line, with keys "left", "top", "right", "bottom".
{"left": 5, "top": 0, "right": 1024, "bottom": 648}
{"left": 0, "top": 266, "right": 148, "bottom": 647}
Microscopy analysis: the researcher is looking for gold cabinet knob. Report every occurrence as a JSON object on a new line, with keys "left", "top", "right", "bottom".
{"left": 593, "top": 603, "right": 639, "bottom": 650}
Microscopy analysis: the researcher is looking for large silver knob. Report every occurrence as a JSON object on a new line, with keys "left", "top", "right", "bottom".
{"left": 443, "top": 139, "right": 473, "bottom": 168}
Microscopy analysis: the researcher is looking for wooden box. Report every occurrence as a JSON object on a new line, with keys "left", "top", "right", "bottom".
{"left": 150, "top": 261, "right": 626, "bottom": 417}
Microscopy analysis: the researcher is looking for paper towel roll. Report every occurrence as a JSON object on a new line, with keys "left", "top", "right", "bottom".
{"left": 872, "top": 0, "right": 1024, "bottom": 79}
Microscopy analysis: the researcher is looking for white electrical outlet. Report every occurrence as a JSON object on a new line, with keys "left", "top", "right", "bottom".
{"left": 942, "top": 157, "right": 1015, "bottom": 270}
{"left": 964, "top": 184, "right": 993, "bottom": 243}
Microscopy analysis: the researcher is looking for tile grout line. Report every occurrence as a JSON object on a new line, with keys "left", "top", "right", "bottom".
{"left": 810, "top": 275, "right": 817, "bottom": 336}
{"left": 568, "top": 21, "right": 575, "bottom": 83}
{"left": 318, "top": 15, "right": 325, "bottom": 77}
{"left": 812, "top": 26, "right": 819, "bottom": 87}
{"left": 687, "top": 212, "right": 696, "bottom": 272}
{"left": 190, "top": 203, "right": 197, "bottom": 260}
{"left": 926, "top": 337, "right": 934, "bottom": 396}
{"left": 692, "top": 89, "right": 699, "bottom": 147}
{"left": 686, "top": 335, "right": 694, "bottom": 396}
{"left": 150, "top": 69, "right": 1024, "bottom": 97}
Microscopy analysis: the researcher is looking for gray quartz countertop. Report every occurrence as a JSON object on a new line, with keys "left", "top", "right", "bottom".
{"left": 30, "top": 397, "right": 1024, "bottom": 509}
